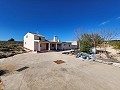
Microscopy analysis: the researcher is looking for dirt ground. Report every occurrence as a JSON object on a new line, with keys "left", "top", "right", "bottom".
{"left": 0, "top": 77, "right": 4, "bottom": 90}
{"left": 96, "top": 46, "right": 120, "bottom": 61}
{"left": 0, "top": 51, "right": 120, "bottom": 90}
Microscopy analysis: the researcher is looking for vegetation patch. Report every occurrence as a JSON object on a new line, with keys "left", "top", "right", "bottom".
{"left": 0, "top": 41, "right": 27, "bottom": 59}
{"left": 109, "top": 40, "right": 120, "bottom": 49}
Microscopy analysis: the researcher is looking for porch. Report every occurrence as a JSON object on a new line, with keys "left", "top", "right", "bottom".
{"left": 34, "top": 41, "right": 62, "bottom": 51}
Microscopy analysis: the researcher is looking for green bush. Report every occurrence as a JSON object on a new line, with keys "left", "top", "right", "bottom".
{"left": 79, "top": 45, "right": 91, "bottom": 53}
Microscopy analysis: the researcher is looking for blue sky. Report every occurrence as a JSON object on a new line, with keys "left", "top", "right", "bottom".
{"left": 0, "top": 0, "right": 120, "bottom": 41}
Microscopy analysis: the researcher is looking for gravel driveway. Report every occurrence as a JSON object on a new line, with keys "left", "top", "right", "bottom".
{"left": 0, "top": 52, "right": 120, "bottom": 90}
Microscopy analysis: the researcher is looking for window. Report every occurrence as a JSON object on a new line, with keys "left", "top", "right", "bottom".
{"left": 69, "top": 45, "right": 71, "bottom": 47}
{"left": 26, "top": 35, "right": 28, "bottom": 38}
{"left": 39, "top": 37, "right": 41, "bottom": 40}
{"left": 64, "top": 44, "right": 66, "bottom": 46}
{"left": 25, "top": 42, "right": 26, "bottom": 44}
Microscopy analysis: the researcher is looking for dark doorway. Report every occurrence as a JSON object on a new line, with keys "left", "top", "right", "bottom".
{"left": 46, "top": 43, "right": 49, "bottom": 50}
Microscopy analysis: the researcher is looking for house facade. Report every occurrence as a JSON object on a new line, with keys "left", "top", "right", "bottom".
{"left": 61, "top": 42, "right": 72, "bottom": 50}
{"left": 24, "top": 32, "right": 77, "bottom": 52}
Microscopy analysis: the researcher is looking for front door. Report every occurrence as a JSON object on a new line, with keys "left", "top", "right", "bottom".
{"left": 46, "top": 43, "right": 49, "bottom": 50}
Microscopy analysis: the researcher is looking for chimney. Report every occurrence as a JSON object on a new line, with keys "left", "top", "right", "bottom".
{"left": 53, "top": 35, "right": 58, "bottom": 42}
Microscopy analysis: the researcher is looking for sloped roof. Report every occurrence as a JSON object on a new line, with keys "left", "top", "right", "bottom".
{"left": 28, "top": 32, "right": 45, "bottom": 37}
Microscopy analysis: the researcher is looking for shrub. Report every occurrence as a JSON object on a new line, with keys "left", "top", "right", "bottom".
{"left": 79, "top": 45, "right": 91, "bottom": 53}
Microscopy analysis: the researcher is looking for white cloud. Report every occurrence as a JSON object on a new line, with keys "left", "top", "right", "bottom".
{"left": 99, "top": 16, "right": 120, "bottom": 26}
{"left": 99, "top": 20, "right": 110, "bottom": 26}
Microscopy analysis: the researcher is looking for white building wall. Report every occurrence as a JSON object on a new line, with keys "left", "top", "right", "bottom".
{"left": 57, "top": 44, "right": 62, "bottom": 50}
{"left": 62, "top": 42, "right": 72, "bottom": 50}
{"left": 71, "top": 41, "right": 77, "bottom": 49}
{"left": 24, "top": 33, "right": 34, "bottom": 51}
{"left": 53, "top": 36, "right": 58, "bottom": 42}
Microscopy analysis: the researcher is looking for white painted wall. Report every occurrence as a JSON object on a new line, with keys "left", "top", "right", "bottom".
{"left": 24, "top": 32, "right": 34, "bottom": 51}
{"left": 53, "top": 36, "right": 58, "bottom": 42}
{"left": 62, "top": 42, "right": 72, "bottom": 50}
{"left": 71, "top": 41, "right": 77, "bottom": 45}
{"left": 71, "top": 41, "right": 77, "bottom": 49}
{"left": 57, "top": 44, "right": 62, "bottom": 50}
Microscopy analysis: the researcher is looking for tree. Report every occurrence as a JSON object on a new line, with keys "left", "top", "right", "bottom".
{"left": 74, "top": 28, "right": 85, "bottom": 49}
{"left": 80, "top": 34, "right": 93, "bottom": 53}
{"left": 91, "top": 33, "right": 104, "bottom": 46}
{"left": 100, "top": 29, "right": 117, "bottom": 52}
{"left": 8, "top": 38, "right": 15, "bottom": 41}
{"left": 74, "top": 30, "right": 103, "bottom": 53}
{"left": 81, "top": 34, "right": 92, "bottom": 46}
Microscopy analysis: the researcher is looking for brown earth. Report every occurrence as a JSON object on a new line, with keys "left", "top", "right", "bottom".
{"left": 0, "top": 78, "right": 4, "bottom": 90}
{"left": 54, "top": 60, "right": 65, "bottom": 64}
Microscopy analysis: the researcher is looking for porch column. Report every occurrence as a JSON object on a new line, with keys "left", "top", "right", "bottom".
{"left": 38, "top": 43, "right": 41, "bottom": 51}
{"left": 38, "top": 43, "right": 40, "bottom": 51}
{"left": 49, "top": 43, "right": 51, "bottom": 51}
{"left": 40, "top": 43, "right": 41, "bottom": 51}
{"left": 56, "top": 43, "right": 57, "bottom": 50}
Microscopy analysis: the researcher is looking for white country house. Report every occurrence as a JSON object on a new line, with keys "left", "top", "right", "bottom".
{"left": 24, "top": 32, "right": 77, "bottom": 52}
